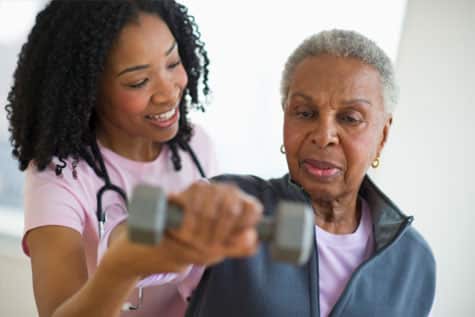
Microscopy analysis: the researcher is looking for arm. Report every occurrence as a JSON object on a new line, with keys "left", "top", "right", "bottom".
{"left": 27, "top": 226, "right": 138, "bottom": 317}
{"left": 24, "top": 167, "right": 145, "bottom": 317}
{"left": 27, "top": 224, "right": 193, "bottom": 317}
{"left": 28, "top": 181, "right": 262, "bottom": 317}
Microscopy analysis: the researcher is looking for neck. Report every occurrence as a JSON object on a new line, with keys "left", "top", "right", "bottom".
{"left": 96, "top": 124, "right": 161, "bottom": 162}
{"left": 312, "top": 192, "right": 361, "bottom": 234}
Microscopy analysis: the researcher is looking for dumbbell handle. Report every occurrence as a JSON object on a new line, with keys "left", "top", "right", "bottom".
{"left": 159, "top": 202, "right": 276, "bottom": 241}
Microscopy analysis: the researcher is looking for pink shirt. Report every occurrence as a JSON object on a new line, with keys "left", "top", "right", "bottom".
{"left": 316, "top": 198, "right": 374, "bottom": 316}
{"left": 22, "top": 124, "right": 218, "bottom": 317}
{"left": 101, "top": 197, "right": 376, "bottom": 317}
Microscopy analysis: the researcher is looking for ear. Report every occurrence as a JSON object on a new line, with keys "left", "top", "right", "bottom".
{"left": 376, "top": 115, "right": 393, "bottom": 157}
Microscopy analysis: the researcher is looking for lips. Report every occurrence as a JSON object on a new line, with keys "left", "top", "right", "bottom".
{"left": 302, "top": 159, "right": 341, "bottom": 178}
{"left": 303, "top": 159, "right": 340, "bottom": 169}
{"left": 145, "top": 106, "right": 179, "bottom": 128}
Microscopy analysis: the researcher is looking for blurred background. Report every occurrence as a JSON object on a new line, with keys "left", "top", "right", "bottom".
{"left": 0, "top": 0, "right": 473, "bottom": 315}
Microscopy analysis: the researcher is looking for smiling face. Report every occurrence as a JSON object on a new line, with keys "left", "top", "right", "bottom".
{"left": 283, "top": 54, "right": 392, "bottom": 203}
{"left": 96, "top": 12, "right": 188, "bottom": 158}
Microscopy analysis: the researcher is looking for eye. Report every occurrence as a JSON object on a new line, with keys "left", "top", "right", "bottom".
{"left": 127, "top": 78, "right": 149, "bottom": 89}
{"left": 297, "top": 110, "right": 314, "bottom": 119}
{"left": 168, "top": 60, "right": 182, "bottom": 69}
{"left": 339, "top": 112, "right": 363, "bottom": 124}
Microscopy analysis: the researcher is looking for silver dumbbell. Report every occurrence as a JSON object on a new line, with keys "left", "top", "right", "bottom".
{"left": 128, "top": 184, "right": 314, "bottom": 265}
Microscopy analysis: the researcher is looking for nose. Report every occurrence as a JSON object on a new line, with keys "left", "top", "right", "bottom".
{"left": 151, "top": 75, "right": 180, "bottom": 105}
{"left": 309, "top": 116, "right": 339, "bottom": 149}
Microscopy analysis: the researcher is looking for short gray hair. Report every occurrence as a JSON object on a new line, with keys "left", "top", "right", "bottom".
{"left": 281, "top": 29, "right": 398, "bottom": 113}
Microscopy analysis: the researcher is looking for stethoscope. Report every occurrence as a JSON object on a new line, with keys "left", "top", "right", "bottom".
{"left": 92, "top": 139, "right": 206, "bottom": 311}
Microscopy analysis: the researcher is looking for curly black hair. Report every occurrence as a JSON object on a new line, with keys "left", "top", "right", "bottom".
{"left": 5, "top": 0, "right": 210, "bottom": 178}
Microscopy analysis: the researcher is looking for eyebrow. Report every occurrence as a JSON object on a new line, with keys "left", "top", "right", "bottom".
{"left": 289, "top": 92, "right": 313, "bottom": 101}
{"left": 341, "top": 98, "right": 373, "bottom": 107}
{"left": 291, "top": 93, "right": 372, "bottom": 106}
{"left": 116, "top": 41, "right": 178, "bottom": 77}
{"left": 117, "top": 64, "right": 150, "bottom": 77}
{"left": 165, "top": 41, "right": 177, "bottom": 56}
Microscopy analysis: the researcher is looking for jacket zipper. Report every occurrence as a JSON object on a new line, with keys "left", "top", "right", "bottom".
{"left": 328, "top": 217, "right": 413, "bottom": 316}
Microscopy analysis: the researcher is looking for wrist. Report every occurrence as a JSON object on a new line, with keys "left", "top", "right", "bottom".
{"left": 100, "top": 241, "right": 142, "bottom": 281}
{"left": 104, "top": 234, "right": 191, "bottom": 278}
{"left": 148, "top": 239, "right": 193, "bottom": 273}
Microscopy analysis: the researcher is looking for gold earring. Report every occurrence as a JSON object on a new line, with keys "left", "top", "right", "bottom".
{"left": 371, "top": 157, "right": 380, "bottom": 168}
{"left": 280, "top": 144, "right": 286, "bottom": 154}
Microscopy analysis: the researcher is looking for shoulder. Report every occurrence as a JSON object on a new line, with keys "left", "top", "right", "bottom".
{"left": 402, "top": 226, "right": 436, "bottom": 267}
{"left": 24, "top": 157, "right": 100, "bottom": 221}
{"left": 25, "top": 158, "right": 97, "bottom": 191}
{"left": 390, "top": 223, "right": 436, "bottom": 294}
{"left": 396, "top": 225, "right": 436, "bottom": 306}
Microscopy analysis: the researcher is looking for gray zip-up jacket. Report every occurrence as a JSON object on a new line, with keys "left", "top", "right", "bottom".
{"left": 185, "top": 174, "right": 436, "bottom": 317}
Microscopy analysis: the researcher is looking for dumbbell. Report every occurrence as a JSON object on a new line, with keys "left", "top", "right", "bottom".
{"left": 127, "top": 183, "right": 314, "bottom": 265}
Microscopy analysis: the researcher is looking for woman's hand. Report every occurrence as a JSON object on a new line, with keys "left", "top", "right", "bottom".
{"left": 104, "top": 181, "right": 263, "bottom": 278}
{"left": 166, "top": 181, "right": 263, "bottom": 266}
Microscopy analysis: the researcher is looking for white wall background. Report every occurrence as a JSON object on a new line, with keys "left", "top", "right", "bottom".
{"left": 371, "top": 0, "right": 475, "bottom": 315}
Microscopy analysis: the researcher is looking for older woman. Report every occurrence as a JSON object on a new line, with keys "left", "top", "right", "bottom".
{"left": 98, "top": 29, "right": 435, "bottom": 317}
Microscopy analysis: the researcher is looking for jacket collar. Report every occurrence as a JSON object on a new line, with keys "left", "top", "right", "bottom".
{"left": 359, "top": 176, "right": 412, "bottom": 251}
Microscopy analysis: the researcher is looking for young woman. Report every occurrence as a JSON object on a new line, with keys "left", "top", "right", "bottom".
{"left": 3, "top": 1, "right": 246, "bottom": 316}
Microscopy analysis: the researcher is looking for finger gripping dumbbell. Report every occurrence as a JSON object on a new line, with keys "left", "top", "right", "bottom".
{"left": 128, "top": 184, "right": 314, "bottom": 265}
